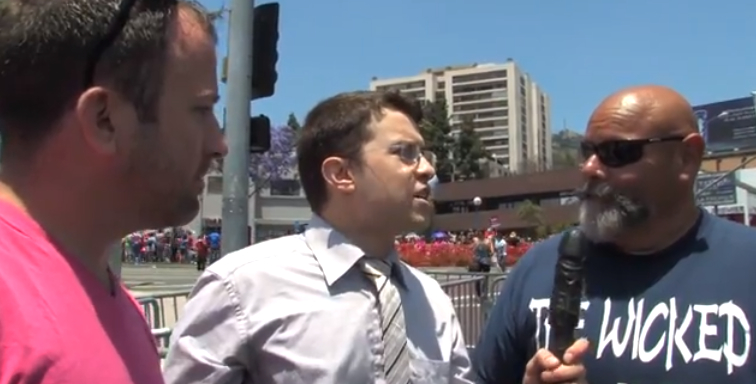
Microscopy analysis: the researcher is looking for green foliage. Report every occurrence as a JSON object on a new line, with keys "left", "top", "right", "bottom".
{"left": 418, "top": 100, "right": 455, "bottom": 182}
{"left": 287, "top": 112, "right": 302, "bottom": 139}
{"left": 551, "top": 129, "right": 583, "bottom": 169}
{"left": 451, "top": 115, "right": 490, "bottom": 180}
{"left": 287, "top": 113, "right": 301, "bottom": 130}
{"left": 516, "top": 200, "right": 543, "bottom": 227}
{"left": 550, "top": 222, "right": 575, "bottom": 233}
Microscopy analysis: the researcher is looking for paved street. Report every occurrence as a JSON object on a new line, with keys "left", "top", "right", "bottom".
{"left": 123, "top": 264, "right": 481, "bottom": 294}
{"left": 123, "top": 264, "right": 202, "bottom": 293}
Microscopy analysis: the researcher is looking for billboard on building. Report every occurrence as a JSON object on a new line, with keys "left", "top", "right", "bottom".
{"left": 695, "top": 172, "right": 737, "bottom": 206}
{"left": 693, "top": 96, "right": 756, "bottom": 153}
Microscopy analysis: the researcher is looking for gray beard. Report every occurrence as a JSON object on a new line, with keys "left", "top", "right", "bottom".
{"left": 577, "top": 185, "right": 650, "bottom": 243}
{"left": 579, "top": 200, "right": 626, "bottom": 243}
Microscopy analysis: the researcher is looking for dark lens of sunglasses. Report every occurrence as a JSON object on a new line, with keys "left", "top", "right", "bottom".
{"left": 597, "top": 142, "right": 644, "bottom": 167}
{"left": 581, "top": 141, "right": 644, "bottom": 168}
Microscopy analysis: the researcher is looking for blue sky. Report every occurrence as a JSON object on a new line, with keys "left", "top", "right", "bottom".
{"left": 204, "top": 0, "right": 756, "bottom": 133}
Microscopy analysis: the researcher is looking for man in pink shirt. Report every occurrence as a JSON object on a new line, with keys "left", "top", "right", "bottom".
{"left": 0, "top": 0, "right": 226, "bottom": 383}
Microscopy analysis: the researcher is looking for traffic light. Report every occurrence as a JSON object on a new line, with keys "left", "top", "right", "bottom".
{"left": 218, "top": 3, "right": 280, "bottom": 100}
{"left": 249, "top": 114, "right": 271, "bottom": 153}
{"left": 251, "top": 3, "right": 280, "bottom": 100}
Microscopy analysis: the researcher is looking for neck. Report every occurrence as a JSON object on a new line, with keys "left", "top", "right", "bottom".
{"left": 0, "top": 163, "right": 118, "bottom": 280}
{"left": 614, "top": 202, "right": 700, "bottom": 254}
{"left": 319, "top": 207, "right": 395, "bottom": 258}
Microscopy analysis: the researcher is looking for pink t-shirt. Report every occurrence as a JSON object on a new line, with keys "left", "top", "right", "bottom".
{"left": 0, "top": 200, "right": 164, "bottom": 384}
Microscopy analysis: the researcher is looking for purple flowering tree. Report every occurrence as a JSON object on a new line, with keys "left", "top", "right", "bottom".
{"left": 248, "top": 125, "right": 298, "bottom": 196}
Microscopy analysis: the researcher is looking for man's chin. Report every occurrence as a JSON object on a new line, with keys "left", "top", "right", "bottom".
{"left": 408, "top": 213, "right": 432, "bottom": 231}
{"left": 579, "top": 213, "right": 623, "bottom": 243}
{"left": 152, "top": 196, "right": 201, "bottom": 229}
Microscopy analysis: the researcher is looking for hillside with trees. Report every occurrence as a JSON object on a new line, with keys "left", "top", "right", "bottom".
{"left": 551, "top": 129, "right": 583, "bottom": 169}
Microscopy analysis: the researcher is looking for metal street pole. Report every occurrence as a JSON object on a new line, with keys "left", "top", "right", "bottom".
{"left": 221, "top": 0, "right": 254, "bottom": 255}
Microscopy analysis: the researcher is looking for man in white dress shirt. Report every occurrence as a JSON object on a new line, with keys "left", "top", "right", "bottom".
{"left": 163, "top": 91, "right": 473, "bottom": 383}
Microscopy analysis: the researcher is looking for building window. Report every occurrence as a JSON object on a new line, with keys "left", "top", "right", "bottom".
{"left": 207, "top": 175, "right": 223, "bottom": 194}
{"left": 269, "top": 179, "right": 301, "bottom": 196}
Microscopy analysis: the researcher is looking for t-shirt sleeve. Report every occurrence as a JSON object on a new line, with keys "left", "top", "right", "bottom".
{"left": 472, "top": 244, "right": 545, "bottom": 384}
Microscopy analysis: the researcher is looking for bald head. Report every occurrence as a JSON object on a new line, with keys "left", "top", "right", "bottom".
{"left": 579, "top": 85, "right": 705, "bottom": 246}
{"left": 588, "top": 85, "right": 698, "bottom": 138}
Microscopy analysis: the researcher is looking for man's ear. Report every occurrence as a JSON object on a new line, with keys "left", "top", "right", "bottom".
{"left": 321, "top": 156, "right": 356, "bottom": 194}
{"left": 74, "top": 87, "right": 137, "bottom": 156}
{"left": 680, "top": 133, "right": 705, "bottom": 183}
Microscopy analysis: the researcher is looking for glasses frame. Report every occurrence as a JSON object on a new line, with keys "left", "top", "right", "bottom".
{"left": 580, "top": 135, "right": 685, "bottom": 168}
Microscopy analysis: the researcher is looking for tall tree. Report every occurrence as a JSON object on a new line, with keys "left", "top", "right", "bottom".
{"left": 287, "top": 113, "right": 302, "bottom": 140}
{"left": 418, "top": 100, "right": 454, "bottom": 182}
{"left": 552, "top": 151, "right": 581, "bottom": 169}
{"left": 287, "top": 112, "right": 302, "bottom": 131}
{"left": 516, "top": 200, "right": 547, "bottom": 237}
{"left": 248, "top": 125, "right": 298, "bottom": 197}
{"left": 451, "top": 116, "right": 490, "bottom": 180}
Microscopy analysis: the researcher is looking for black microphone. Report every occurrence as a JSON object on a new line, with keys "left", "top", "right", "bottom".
{"left": 548, "top": 228, "right": 587, "bottom": 362}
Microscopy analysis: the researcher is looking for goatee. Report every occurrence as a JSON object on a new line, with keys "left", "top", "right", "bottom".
{"left": 576, "top": 182, "right": 649, "bottom": 243}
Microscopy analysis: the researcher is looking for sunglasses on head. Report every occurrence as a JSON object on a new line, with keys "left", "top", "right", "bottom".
{"left": 84, "top": 0, "right": 176, "bottom": 89}
{"left": 579, "top": 135, "right": 685, "bottom": 168}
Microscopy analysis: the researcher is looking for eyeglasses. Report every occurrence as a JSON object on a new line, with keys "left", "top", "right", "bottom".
{"left": 580, "top": 136, "right": 685, "bottom": 168}
{"left": 388, "top": 143, "right": 434, "bottom": 166}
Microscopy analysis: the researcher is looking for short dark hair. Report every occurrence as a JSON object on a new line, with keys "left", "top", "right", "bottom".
{"left": 0, "top": 0, "right": 217, "bottom": 146}
{"left": 297, "top": 90, "right": 422, "bottom": 214}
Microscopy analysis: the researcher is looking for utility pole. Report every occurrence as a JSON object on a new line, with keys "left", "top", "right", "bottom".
{"left": 220, "top": 0, "right": 255, "bottom": 255}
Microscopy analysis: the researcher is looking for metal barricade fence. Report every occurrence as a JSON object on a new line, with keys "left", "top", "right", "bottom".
{"left": 436, "top": 272, "right": 507, "bottom": 349}
{"left": 137, "top": 291, "right": 191, "bottom": 358}
{"left": 137, "top": 271, "right": 508, "bottom": 356}
{"left": 139, "top": 297, "right": 162, "bottom": 330}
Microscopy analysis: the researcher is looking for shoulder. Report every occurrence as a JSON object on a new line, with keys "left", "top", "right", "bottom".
{"left": 0, "top": 268, "right": 63, "bottom": 375}
{"left": 696, "top": 213, "right": 756, "bottom": 264}
{"left": 195, "top": 234, "right": 323, "bottom": 305}
{"left": 204, "top": 235, "right": 317, "bottom": 288}
{"left": 512, "top": 235, "right": 561, "bottom": 276}
{"left": 704, "top": 213, "right": 756, "bottom": 245}
{"left": 496, "top": 235, "right": 563, "bottom": 310}
{"left": 208, "top": 235, "right": 309, "bottom": 273}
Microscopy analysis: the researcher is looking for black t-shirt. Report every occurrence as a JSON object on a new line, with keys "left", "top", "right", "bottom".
{"left": 473, "top": 210, "right": 756, "bottom": 384}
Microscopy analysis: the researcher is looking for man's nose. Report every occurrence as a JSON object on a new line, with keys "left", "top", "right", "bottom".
{"left": 416, "top": 154, "right": 436, "bottom": 182}
{"left": 580, "top": 154, "right": 605, "bottom": 179}
{"left": 211, "top": 126, "right": 229, "bottom": 159}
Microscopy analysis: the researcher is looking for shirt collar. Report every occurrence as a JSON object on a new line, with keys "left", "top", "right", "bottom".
{"left": 304, "top": 214, "right": 407, "bottom": 288}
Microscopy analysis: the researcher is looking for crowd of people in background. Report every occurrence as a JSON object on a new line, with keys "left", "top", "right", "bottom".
{"left": 122, "top": 225, "right": 540, "bottom": 269}
{"left": 122, "top": 227, "right": 222, "bottom": 270}
{"left": 395, "top": 228, "right": 536, "bottom": 267}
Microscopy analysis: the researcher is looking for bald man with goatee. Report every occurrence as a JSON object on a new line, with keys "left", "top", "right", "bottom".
{"left": 473, "top": 85, "right": 756, "bottom": 384}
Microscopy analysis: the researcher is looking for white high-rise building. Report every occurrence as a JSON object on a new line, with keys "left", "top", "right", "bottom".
{"left": 369, "top": 60, "right": 552, "bottom": 172}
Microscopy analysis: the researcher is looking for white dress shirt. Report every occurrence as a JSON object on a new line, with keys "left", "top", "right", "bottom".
{"left": 162, "top": 215, "right": 473, "bottom": 384}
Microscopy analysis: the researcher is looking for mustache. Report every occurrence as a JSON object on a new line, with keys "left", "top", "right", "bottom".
{"left": 574, "top": 183, "right": 612, "bottom": 200}
{"left": 575, "top": 182, "right": 650, "bottom": 225}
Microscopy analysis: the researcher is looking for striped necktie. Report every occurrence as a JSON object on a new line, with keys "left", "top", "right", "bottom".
{"left": 360, "top": 257, "right": 411, "bottom": 384}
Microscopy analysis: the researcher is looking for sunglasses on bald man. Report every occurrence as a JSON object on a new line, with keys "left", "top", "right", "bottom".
{"left": 580, "top": 135, "right": 686, "bottom": 168}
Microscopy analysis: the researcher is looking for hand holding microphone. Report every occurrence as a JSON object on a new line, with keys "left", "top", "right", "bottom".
{"left": 523, "top": 229, "right": 590, "bottom": 384}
